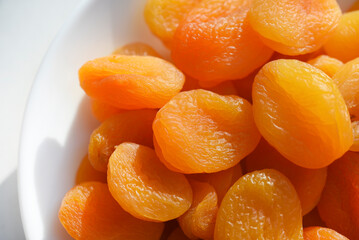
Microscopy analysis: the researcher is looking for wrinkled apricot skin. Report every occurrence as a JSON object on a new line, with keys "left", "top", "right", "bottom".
{"left": 214, "top": 169, "right": 303, "bottom": 240}
{"left": 304, "top": 227, "right": 349, "bottom": 240}
{"left": 153, "top": 90, "right": 261, "bottom": 173}
{"left": 108, "top": 143, "right": 193, "bottom": 222}
{"left": 249, "top": 0, "right": 341, "bottom": 55}
{"left": 88, "top": 110, "right": 156, "bottom": 172}
{"left": 112, "top": 42, "right": 161, "bottom": 57}
{"left": 171, "top": 0, "right": 273, "bottom": 86}
{"left": 178, "top": 180, "right": 218, "bottom": 239}
{"left": 75, "top": 155, "right": 107, "bottom": 184}
{"left": 144, "top": 0, "right": 200, "bottom": 48}
{"left": 245, "top": 140, "right": 327, "bottom": 215}
{"left": 307, "top": 55, "right": 343, "bottom": 78}
{"left": 333, "top": 58, "right": 359, "bottom": 151}
{"left": 58, "top": 182, "right": 164, "bottom": 240}
{"left": 252, "top": 59, "right": 353, "bottom": 169}
{"left": 91, "top": 99, "right": 122, "bottom": 122}
{"left": 79, "top": 55, "right": 185, "bottom": 110}
{"left": 324, "top": 11, "right": 359, "bottom": 62}
{"left": 318, "top": 152, "right": 359, "bottom": 240}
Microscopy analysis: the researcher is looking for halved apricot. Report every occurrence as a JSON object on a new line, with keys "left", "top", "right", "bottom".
{"left": 304, "top": 227, "right": 349, "bottom": 240}
{"left": 307, "top": 55, "right": 343, "bottom": 78}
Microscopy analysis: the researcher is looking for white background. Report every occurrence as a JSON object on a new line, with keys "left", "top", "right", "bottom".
{"left": 0, "top": 0, "right": 80, "bottom": 238}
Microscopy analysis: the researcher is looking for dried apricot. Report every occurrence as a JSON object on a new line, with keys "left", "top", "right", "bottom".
{"left": 318, "top": 152, "right": 359, "bottom": 239}
{"left": 271, "top": 49, "right": 326, "bottom": 62}
{"left": 112, "top": 42, "right": 161, "bottom": 57}
{"left": 304, "top": 227, "right": 349, "bottom": 240}
{"left": 58, "top": 182, "right": 164, "bottom": 240}
{"left": 178, "top": 180, "right": 218, "bottom": 239}
{"left": 79, "top": 55, "right": 185, "bottom": 109}
{"left": 75, "top": 155, "right": 107, "bottom": 184}
{"left": 214, "top": 169, "right": 303, "bottom": 240}
{"left": 245, "top": 140, "right": 327, "bottom": 215}
{"left": 252, "top": 59, "right": 353, "bottom": 169}
{"left": 108, "top": 143, "right": 193, "bottom": 222}
{"left": 308, "top": 55, "right": 343, "bottom": 78}
{"left": 324, "top": 11, "right": 359, "bottom": 62}
{"left": 91, "top": 99, "right": 122, "bottom": 122}
{"left": 182, "top": 76, "right": 238, "bottom": 95}
{"left": 171, "top": 0, "right": 273, "bottom": 86}
{"left": 333, "top": 58, "right": 359, "bottom": 151}
{"left": 168, "top": 227, "right": 191, "bottom": 240}
{"left": 303, "top": 208, "right": 326, "bottom": 228}
{"left": 249, "top": 0, "right": 341, "bottom": 55}
{"left": 144, "top": 0, "right": 200, "bottom": 47}
{"left": 153, "top": 90, "right": 261, "bottom": 173}
{"left": 88, "top": 110, "right": 156, "bottom": 172}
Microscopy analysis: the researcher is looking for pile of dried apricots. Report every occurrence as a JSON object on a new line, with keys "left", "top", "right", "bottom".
{"left": 59, "top": 0, "right": 359, "bottom": 239}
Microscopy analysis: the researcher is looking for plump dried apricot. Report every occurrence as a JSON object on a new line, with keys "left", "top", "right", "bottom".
{"left": 249, "top": 0, "right": 341, "bottom": 55}
{"left": 318, "top": 152, "right": 359, "bottom": 239}
{"left": 153, "top": 90, "right": 261, "bottom": 173}
{"left": 59, "top": 182, "right": 164, "bottom": 240}
{"left": 182, "top": 76, "right": 238, "bottom": 95}
{"left": 79, "top": 55, "right": 185, "bottom": 109}
{"left": 324, "top": 11, "right": 359, "bottom": 62}
{"left": 333, "top": 58, "right": 359, "bottom": 151}
{"left": 171, "top": 0, "right": 273, "bottom": 86}
{"left": 89, "top": 110, "right": 156, "bottom": 172}
{"left": 75, "top": 155, "right": 107, "bottom": 184}
{"left": 108, "top": 143, "right": 193, "bottom": 222}
{"left": 91, "top": 99, "right": 122, "bottom": 122}
{"left": 189, "top": 164, "right": 242, "bottom": 202}
{"left": 304, "top": 227, "right": 349, "bottom": 240}
{"left": 112, "top": 42, "right": 161, "bottom": 57}
{"left": 307, "top": 55, "right": 343, "bottom": 78}
{"left": 214, "top": 169, "right": 303, "bottom": 240}
{"left": 144, "top": 0, "right": 200, "bottom": 48}
{"left": 252, "top": 59, "right": 353, "bottom": 169}
{"left": 245, "top": 140, "right": 327, "bottom": 215}
{"left": 168, "top": 227, "right": 191, "bottom": 240}
{"left": 303, "top": 208, "right": 326, "bottom": 228}
{"left": 178, "top": 180, "right": 218, "bottom": 239}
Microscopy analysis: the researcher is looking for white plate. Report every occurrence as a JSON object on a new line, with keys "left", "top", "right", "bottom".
{"left": 18, "top": 0, "right": 356, "bottom": 239}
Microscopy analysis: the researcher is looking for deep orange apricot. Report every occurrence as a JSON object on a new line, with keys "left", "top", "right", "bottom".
{"left": 214, "top": 169, "right": 303, "bottom": 240}
{"left": 304, "top": 227, "right": 349, "bottom": 240}
{"left": 245, "top": 140, "right": 327, "bottom": 215}
{"left": 249, "top": 0, "right": 341, "bottom": 55}
{"left": 88, "top": 110, "right": 156, "bottom": 172}
{"left": 153, "top": 90, "right": 261, "bottom": 173}
{"left": 112, "top": 42, "right": 161, "bottom": 57}
{"left": 307, "top": 55, "right": 344, "bottom": 78}
{"left": 91, "top": 99, "right": 122, "bottom": 122}
{"left": 79, "top": 55, "right": 185, "bottom": 109}
{"left": 303, "top": 208, "right": 326, "bottom": 228}
{"left": 324, "top": 11, "right": 359, "bottom": 62}
{"left": 58, "top": 182, "right": 164, "bottom": 240}
{"left": 108, "top": 143, "right": 193, "bottom": 222}
{"left": 144, "top": 0, "right": 200, "bottom": 48}
{"left": 178, "top": 180, "right": 218, "bottom": 239}
{"left": 171, "top": 0, "right": 273, "bottom": 86}
{"left": 318, "top": 152, "right": 359, "bottom": 240}
{"left": 252, "top": 59, "right": 353, "bottom": 169}
{"left": 75, "top": 155, "right": 107, "bottom": 184}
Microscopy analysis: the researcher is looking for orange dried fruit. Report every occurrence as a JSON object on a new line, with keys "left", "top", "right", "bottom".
{"left": 75, "top": 155, "right": 107, "bottom": 184}
{"left": 304, "top": 227, "right": 349, "bottom": 240}
{"left": 153, "top": 89, "right": 261, "bottom": 173}
{"left": 178, "top": 180, "right": 218, "bottom": 239}
{"left": 214, "top": 169, "right": 303, "bottom": 240}
{"left": 88, "top": 110, "right": 156, "bottom": 172}
{"left": 58, "top": 182, "right": 164, "bottom": 240}
{"left": 245, "top": 140, "right": 327, "bottom": 215}
{"left": 324, "top": 11, "right": 359, "bottom": 62}
{"left": 303, "top": 208, "right": 326, "bottom": 228}
{"left": 307, "top": 55, "right": 343, "bottom": 78}
{"left": 108, "top": 143, "right": 193, "bottom": 222}
{"left": 333, "top": 58, "right": 359, "bottom": 151}
{"left": 252, "top": 59, "right": 353, "bottom": 169}
{"left": 144, "top": 0, "right": 200, "bottom": 48}
{"left": 112, "top": 42, "right": 161, "bottom": 57}
{"left": 168, "top": 227, "right": 191, "bottom": 240}
{"left": 171, "top": 0, "right": 273, "bottom": 86}
{"left": 79, "top": 55, "right": 185, "bottom": 109}
{"left": 249, "top": 0, "right": 341, "bottom": 55}
{"left": 182, "top": 76, "right": 238, "bottom": 95}
{"left": 318, "top": 152, "right": 359, "bottom": 240}
{"left": 91, "top": 99, "right": 122, "bottom": 122}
